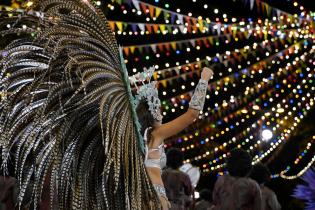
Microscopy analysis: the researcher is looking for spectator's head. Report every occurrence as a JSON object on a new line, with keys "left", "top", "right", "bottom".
{"left": 227, "top": 148, "right": 252, "bottom": 177}
{"left": 166, "top": 148, "right": 184, "bottom": 169}
{"left": 199, "top": 189, "right": 212, "bottom": 202}
{"left": 250, "top": 163, "right": 271, "bottom": 185}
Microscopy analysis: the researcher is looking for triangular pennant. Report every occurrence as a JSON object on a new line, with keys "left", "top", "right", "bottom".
{"left": 131, "top": 24, "right": 138, "bottom": 32}
{"left": 181, "top": 73, "right": 187, "bottom": 80}
{"left": 177, "top": 14, "right": 184, "bottom": 24}
{"left": 149, "top": 5, "right": 155, "bottom": 18}
{"left": 189, "top": 39, "right": 196, "bottom": 47}
{"left": 265, "top": 4, "right": 271, "bottom": 16}
{"left": 256, "top": 0, "right": 260, "bottom": 13}
{"left": 206, "top": 37, "right": 212, "bottom": 45}
{"left": 191, "top": 18, "right": 197, "bottom": 27}
{"left": 108, "top": 21, "right": 115, "bottom": 31}
{"left": 138, "top": 47, "right": 143, "bottom": 54}
{"left": 185, "top": 17, "right": 191, "bottom": 26}
{"left": 170, "top": 13, "right": 176, "bottom": 24}
{"left": 159, "top": 24, "right": 166, "bottom": 33}
{"left": 144, "top": 46, "right": 150, "bottom": 53}
{"left": 116, "top": 22, "right": 123, "bottom": 32}
{"left": 167, "top": 25, "right": 173, "bottom": 33}
{"left": 250, "top": 0, "right": 255, "bottom": 10}
{"left": 202, "top": 38, "right": 208, "bottom": 46}
{"left": 157, "top": 44, "right": 164, "bottom": 52}
{"left": 244, "top": 0, "right": 249, "bottom": 7}
{"left": 175, "top": 68, "right": 180, "bottom": 75}
{"left": 132, "top": 0, "right": 140, "bottom": 11}
{"left": 151, "top": 44, "right": 157, "bottom": 53}
{"left": 130, "top": 46, "right": 136, "bottom": 54}
{"left": 218, "top": 55, "right": 223, "bottom": 62}
{"left": 153, "top": 72, "right": 158, "bottom": 80}
{"left": 226, "top": 34, "right": 232, "bottom": 42}
{"left": 125, "top": 0, "right": 132, "bottom": 6}
{"left": 152, "top": 24, "right": 159, "bottom": 33}
{"left": 161, "top": 80, "right": 167, "bottom": 88}
{"left": 261, "top": 2, "right": 266, "bottom": 14}
{"left": 155, "top": 8, "right": 162, "bottom": 18}
{"left": 223, "top": 60, "right": 229, "bottom": 67}
{"left": 216, "top": 23, "right": 221, "bottom": 35}
{"left": 140, "top": 2, "right": 147, "bottom": 13}
{"left": 179, "top": 25, "right": 186, "bottom": 33}
{"left": 177, "top": 42, "right": 183, "bottom": 50}
{"left": 198, "top": 19, "right": 204, "bottom": 32}
{"left": 165, "top": 44, "right": 171, "bottom": 51}
{"left": 138, "top": 23, "right": 145, "bottom": 32}
{"left": 190, "top": 64, "right": 195, "bottom": 71}
{"left": 146, "top": 24, "right": 152, "bottom": 33}
{"left": 163, "top": 11, "right": 169, "bottom": 21}
{"left": 123, "top": 47, "right": 129, "bottom": 56}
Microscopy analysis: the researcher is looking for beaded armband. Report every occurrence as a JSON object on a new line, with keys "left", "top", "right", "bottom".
{"left": 189, "top": 79, "right": 208, "bottom": 111}
{"left": 153, "top": 184, "right": 167, "bottom": 198}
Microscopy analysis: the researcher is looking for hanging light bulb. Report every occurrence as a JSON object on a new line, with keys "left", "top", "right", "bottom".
{"left": 262, "top": 129, "right": 273, "bottom": 141}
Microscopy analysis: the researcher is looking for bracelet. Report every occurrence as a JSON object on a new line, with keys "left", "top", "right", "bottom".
{"left": 153, "top": 184, "right": 167, "bottom": 198}
{"left": 189, "top": 79, "right": 208, "bottom": 111}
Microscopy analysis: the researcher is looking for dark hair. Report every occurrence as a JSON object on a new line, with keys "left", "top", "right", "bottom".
{"left": 136, "top": 99, "right": 155, "bottom": 137}
{"left": 227, "top": 148, "right": 252, "bottom": 177}
{"left": 250, "top": 163, "right": 271, "bottom": 184}
{"left": 166, "top": 148, "right": 184, "bottom": 169}
{"left": 199, "top": 189, "right": 212, "bottom": 202}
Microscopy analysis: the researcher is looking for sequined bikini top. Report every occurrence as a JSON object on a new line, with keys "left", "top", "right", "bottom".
{"left": 144, "top": 128, "right": 166, "bottom": 169}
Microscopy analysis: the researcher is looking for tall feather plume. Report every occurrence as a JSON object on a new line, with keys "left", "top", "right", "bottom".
{"left": 292, "top": 167, "right": 315, "bottom": 210}
{"left": 0, "top": 0, "right": 159, "bottom": 209}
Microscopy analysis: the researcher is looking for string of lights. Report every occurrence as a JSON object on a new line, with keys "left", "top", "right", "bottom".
{"left": 270, "top": 135, "right": 314, "bottom": 179}
{"left": 184, "top": 50, "right": 314, "bottom": 171}
{"left": 175, "top": 50, "right": 313, "bottom": 163}
{"left": 164, "top": 40, "right": 312, "bottom": 147}
{"left": 4, "top": 0, "right": 315, "bottom": 181}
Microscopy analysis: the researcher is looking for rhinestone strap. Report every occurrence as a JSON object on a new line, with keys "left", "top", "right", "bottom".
{"left": 189, "top": 79, "right": 208, "bottom": 111}
{"left": 153, "top": 184, "right": 167, "bottom": 198}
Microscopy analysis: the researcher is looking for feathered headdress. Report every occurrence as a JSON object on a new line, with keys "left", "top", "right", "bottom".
{"left": 292, "top": 167, "right": 315, "bottom": 210}
{"left": 130, "top": 67, "right": 163, "bottom": 122}
{"left": 0, "top": 0, "right": 159, "bottom": 209}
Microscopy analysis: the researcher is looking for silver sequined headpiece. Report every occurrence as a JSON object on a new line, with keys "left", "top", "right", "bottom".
{"left": 131, "top": 67, "right": 163, "bottom": 122}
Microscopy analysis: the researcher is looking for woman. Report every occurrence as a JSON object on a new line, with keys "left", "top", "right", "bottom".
{"left": 136, "top": 67, "right": 214, "bottom": 209}
{"left": 0, "top": 0, "right": 212, "bottom": 208}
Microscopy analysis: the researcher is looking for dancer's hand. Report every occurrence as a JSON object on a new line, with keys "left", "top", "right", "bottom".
{"left": 159, "top": 196, "right": 171, "bottom": 210}
{"left": 201, "top": 67, "right": 214, "bottom": 81}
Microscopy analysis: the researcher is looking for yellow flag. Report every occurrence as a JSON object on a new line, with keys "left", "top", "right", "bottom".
{"left": 155, "top": 8, "right": 162, "bottom": 18}
{"left": 159, "top": 24, "right": 166, "bottom": 33}
{"left": 153, "top": 72, "right": 158, "bottom": 80}
{"left": 116, "top": 22, "right": 123, "bottom": 32}
{"left": 198, "top": 20, "right": 204, "bottom": 32}
{"left": 130, "top": 47, "right": 136, "bottom": 54}
{"left": 171, "top": 42, "right": 177, "bottom": 50}
{"left": 161, "top": 80, "right": 167, "bottom": 88}
{"left": 209, "top": 37, "right": 213, "bottom": 45}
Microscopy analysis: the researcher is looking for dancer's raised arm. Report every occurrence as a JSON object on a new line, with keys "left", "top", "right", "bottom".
{"left": 152, "top": 67, "right": 214, "bottom": 142}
